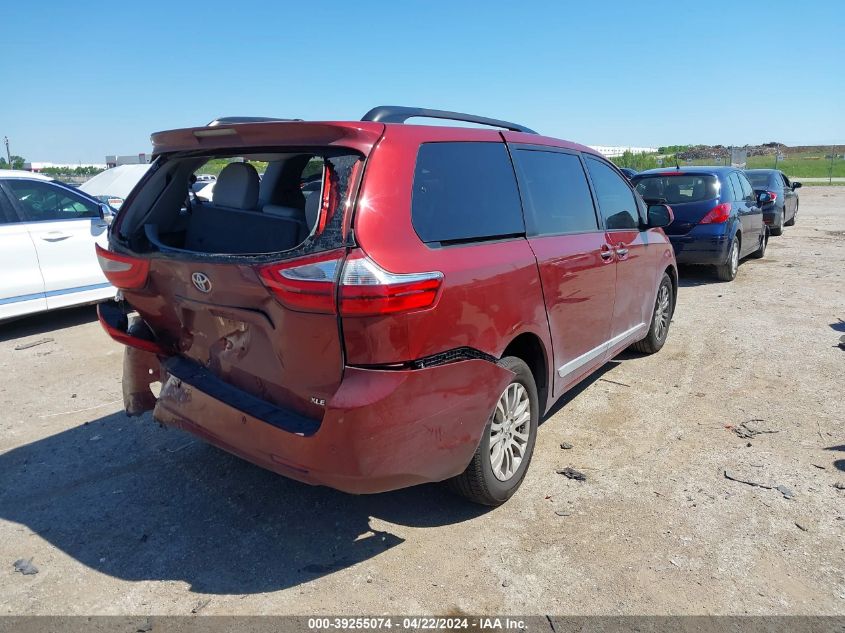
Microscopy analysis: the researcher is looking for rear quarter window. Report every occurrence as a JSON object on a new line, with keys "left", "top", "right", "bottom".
{"left": 411, "top": 142, "right": 524, "bottom": 244}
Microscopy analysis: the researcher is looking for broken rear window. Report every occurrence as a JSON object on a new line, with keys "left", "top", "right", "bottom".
{"left": 115, "top": 149, "right": 361, "bottom": 259}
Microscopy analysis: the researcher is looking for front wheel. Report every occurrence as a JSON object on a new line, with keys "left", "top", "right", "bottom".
{"left": 631, "top": 272, "right": 674, "bottom": 354}
{"left": 447, "top": 356, "right": 538, "bottom": 506}
{"left": 715, "top": 238, "right": 740, "bottom": 281}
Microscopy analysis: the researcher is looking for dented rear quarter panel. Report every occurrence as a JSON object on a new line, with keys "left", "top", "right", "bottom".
{"left": 152, "top": 358, "right": 514, "bottom": 493}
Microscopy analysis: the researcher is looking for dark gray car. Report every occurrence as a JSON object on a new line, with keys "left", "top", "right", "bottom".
{"left": 744, "top": 169, "right": 801, "bottom": 236}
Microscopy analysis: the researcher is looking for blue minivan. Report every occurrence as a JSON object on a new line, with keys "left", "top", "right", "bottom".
{"left": 632, "top": 167, "right": 769, "bottom": 281}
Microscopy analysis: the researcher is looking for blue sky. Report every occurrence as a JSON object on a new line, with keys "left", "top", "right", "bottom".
{"left": 2, "top": 0, "right": 843, "bottom": 163}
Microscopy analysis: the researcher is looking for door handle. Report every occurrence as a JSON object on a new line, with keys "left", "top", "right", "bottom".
{"left": 599, "top": 244, "right": 614, "bottom": 260}
{"left": 40, "top": 232, "right": 72, "bottom": 242}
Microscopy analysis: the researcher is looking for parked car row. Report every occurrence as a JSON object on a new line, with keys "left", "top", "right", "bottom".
{"left": 627, "top": 167, "right": 800, "bottom": 280}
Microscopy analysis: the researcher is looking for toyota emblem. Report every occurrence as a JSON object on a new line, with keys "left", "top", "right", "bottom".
{"left": 191, "top": 272, "right": 212, "bottom": 293}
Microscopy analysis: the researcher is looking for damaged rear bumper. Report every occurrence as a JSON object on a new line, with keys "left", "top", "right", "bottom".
{"left": 120, "top": 343, "right": 513, "bottom": 494}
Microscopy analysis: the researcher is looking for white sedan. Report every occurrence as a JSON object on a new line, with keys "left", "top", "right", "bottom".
{"left": 0, "top": 171, "right": 115, "bottom": 321}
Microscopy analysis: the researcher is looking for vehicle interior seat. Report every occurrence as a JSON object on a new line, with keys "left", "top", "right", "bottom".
{"left": 213, "top": 162, "right": 260, "bottom": 210}
{"left": 304, "top": 191, "right": 321, "bottom": 232}
{"left": 185, "top": 162, "right": 303, "bottom": 254}
{"left": 261, "top": 156, "right": 314, "bottom": 237}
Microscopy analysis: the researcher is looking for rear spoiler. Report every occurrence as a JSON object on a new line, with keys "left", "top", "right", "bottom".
{"left": 150, "top": 121, "right": 385, "bottom": 157}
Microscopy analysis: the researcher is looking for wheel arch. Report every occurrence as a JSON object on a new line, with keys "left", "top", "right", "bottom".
{"left": 501, "top": 331, "right": 550, "bottom": 413}
{"left": 663, "top": 264, "right": 678, "bottom": 312}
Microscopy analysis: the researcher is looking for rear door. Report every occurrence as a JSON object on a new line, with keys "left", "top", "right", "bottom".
{"left": 584, "top": 156, "right": 653, "bottom": 347}
{"left": 5, "top": 179, "right": 112, "bottom": 309}
{"left": 510, "top": 147, "right": 615, "bottom": 394}
{"left": 0, "top": 187, "right": 46, "bottom": 319}
{"left": 728, "top": 172, "right": 753, "bottom": 251}
{"left": 735, "top": 172, "right": 763, "bottom": 254}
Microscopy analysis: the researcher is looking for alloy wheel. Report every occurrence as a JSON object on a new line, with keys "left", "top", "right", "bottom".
{"left": 654, "top": 284, "right": 671, "bottom": 341}
{"left": 730, "top": 242, "right": 739, "bottom": 276}
{"left": 489, "top": 383, "right": 531, "bottom": 482}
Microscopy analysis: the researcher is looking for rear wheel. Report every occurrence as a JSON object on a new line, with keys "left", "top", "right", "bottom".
{"left": 448, "top": 356, "right": 538, "bottom": 506}
{"left": 631, "top": 273, "right": 674, "bottom": 354}
{"left": 715, "top": 237, "right": 740, "bottom": 281}
{"left": 770, "top": 208, "right": 784, "bottom": 236}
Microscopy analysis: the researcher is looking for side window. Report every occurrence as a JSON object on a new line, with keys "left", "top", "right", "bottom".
{"left": 780, "top": 173, "right": 791, "bottom": 188}
{"left": 737, "top": 173, "right": 754, "bottom": 201}
{"left": 512, "top": 150, "right": 599, "bottom": 235}
{"left": 0, "top": 190, "right": 17, "bottom": 223}
{"left": 411, "top": 142, "right": 524, "bottom": 244}
{"left": 583, "top": 156, "right": 639, "bottom": 230}
{"left": 728, "top": 173, "right": 743, "bottom": 201}
{"left": 6, "top": 180, "right": 99, "bottom": 222}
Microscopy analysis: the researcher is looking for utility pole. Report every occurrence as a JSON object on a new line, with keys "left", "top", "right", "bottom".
{"left": 3, "top": 136, "right": 10, "bottom": 169}
{"left": 829, "top": 145, "right": 836, "bottom": 185}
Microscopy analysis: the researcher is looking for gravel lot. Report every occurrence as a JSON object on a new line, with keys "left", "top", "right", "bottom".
{"left": 1, "top": 187, "right": 843, "bottom": 616}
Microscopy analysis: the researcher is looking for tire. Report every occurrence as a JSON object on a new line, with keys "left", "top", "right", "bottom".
{"left": 715, "top": 236, "right": 740, "bottom": 281}
{"left": 631, "top": 272, "right": 674, "bottom": 354}
{"left": 770, "top": 208, "right": 784, "bottom": 236}
{"left": 447, "top": 356, "right": 539, "bottom": 506}
{"left": 750, "top": 230, "right": 768, "bottom": 259}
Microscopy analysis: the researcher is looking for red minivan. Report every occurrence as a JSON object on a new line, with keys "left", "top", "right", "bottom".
{"left": 97, "top": 107, "right": 677, "bottom": 505}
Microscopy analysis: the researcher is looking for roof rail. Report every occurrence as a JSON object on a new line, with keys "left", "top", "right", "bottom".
{"left": 361, "top": 106, "right": 537, "bottom": 134}
{"left": 206, "top": 116, "right": 302, "bottom": 127}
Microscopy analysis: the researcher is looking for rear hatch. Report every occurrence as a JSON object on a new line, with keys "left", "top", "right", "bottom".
{"left": 101, "top": 121, "right": 383, "bottom": 421}
{"left": 633, "top": 173, "right": 720, "bottom": 235}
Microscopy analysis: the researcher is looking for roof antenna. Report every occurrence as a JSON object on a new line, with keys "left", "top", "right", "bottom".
{"left": 675, "top": 156, "right": 681, "bottom": 170}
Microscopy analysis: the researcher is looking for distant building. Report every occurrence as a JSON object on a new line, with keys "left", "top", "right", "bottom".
{"left": 105, "top": 153, "right": 151, "bottom": 168}
{"left": 25, "top": 161, "right": 107, "bottom": 172}
{"left": 588, "top": 145, "right": 658, "bottom": 158}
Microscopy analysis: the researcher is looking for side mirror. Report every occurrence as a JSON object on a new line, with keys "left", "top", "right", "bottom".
{"left": 99, "top": 203, "right": 115, "bottom": 225}
{"left": 792, "top": 181, "right": 802, "bottom": 189}
{"left": 757, "top": 191, "right": 773, "bottom": 204}
{"left": 647, "top": 203, "right": 673, "bottom": 228}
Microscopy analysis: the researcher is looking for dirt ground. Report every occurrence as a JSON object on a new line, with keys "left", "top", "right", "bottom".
{"left": 1, "top": 187, "right": 843, "bottom": 616}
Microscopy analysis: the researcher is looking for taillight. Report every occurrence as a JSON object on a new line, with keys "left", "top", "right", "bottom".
{"left": 97, "top": 305, "right": 166, "bottom": 355}
{"left": 765, "top": 190, "right": 778, "bottom": 202}
{"left": 95, "top": 243, "right": 150, "bottom": 289}
{"left": 257, "top": 250, "right": 343, "bottom": 314}
{"left": 699, "top": 202, "right": 732, "bottom": 224}
{"left": 339, "top": 251, "right": 443, "bottom": 316}
{"left": 257, "top": 249, "right": 443, "bottom": 316}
